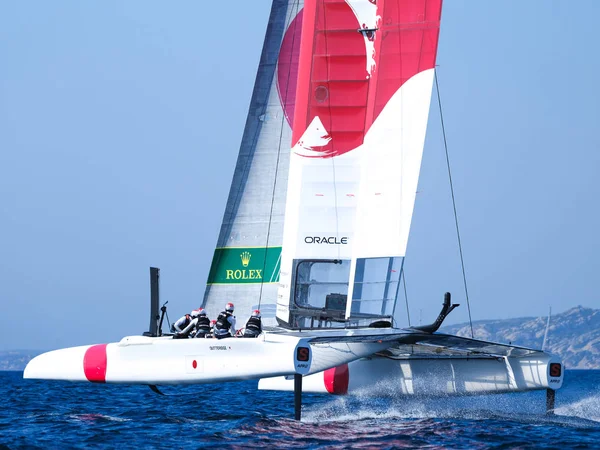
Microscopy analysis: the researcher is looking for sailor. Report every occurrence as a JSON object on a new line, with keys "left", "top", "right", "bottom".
{"left": 172, "top": 310, "right": 199, "bottom": 339}
{"left": 206, "top": 319, "right": 217, "bottom": 338}
{"left": 243, "top": 309, "right": 262, "bottom": 338}
{"left": 171, "top": 311, "right": 192, "bottom": 333}
{"left": 213, "top": 302, "right": 236, "bottom": 339}
{"left": 193, "top": 308, "right": 211, "bottom": 338}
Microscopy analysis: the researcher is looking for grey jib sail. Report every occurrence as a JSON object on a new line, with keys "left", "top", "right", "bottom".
{"left": 201, "top": 0, "right": 303, "bottom": 325}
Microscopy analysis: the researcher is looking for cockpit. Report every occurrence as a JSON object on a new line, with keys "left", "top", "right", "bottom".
{"left": 281, "top": 257, "right": 403, "bottom": 329}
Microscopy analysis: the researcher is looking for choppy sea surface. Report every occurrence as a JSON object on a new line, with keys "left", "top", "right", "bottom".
{"left": 1, "top": 370, "right": 599, "bottom": 449}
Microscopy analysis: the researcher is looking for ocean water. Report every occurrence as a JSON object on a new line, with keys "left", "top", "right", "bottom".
{"left": 1, "top": 370, "right": 599, "bottom": 449}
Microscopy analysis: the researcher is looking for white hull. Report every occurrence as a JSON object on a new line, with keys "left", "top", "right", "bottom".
{"left": 24, "top": 327, "right": 564, "bottom": 403}
{"left": 23, "top": 331, "right": 392, "bottom": 385}
{"left": 259, "top": 352, "right": 564, "bottom": 395}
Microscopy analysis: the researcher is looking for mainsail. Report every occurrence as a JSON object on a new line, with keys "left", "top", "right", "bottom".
{"left": 202, "top": 1, "right": 304, "bottom": 322}
{"left": 203, "top": 0, "right": 442, "bottom": 327}
{"left": 276, "top": 0, "right": 443, "bottom": 328}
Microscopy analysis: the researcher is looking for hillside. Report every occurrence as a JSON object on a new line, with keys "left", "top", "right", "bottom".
{"left": 0, "top": 351, "right": 42, "bottom": 371}
{"left": 441, "top": 305, "right": 600, "bottom": 369}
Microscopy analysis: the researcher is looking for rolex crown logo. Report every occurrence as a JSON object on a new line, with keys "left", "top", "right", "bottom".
{"left": 240, "top": 251, "right": 251, "bottom": 267}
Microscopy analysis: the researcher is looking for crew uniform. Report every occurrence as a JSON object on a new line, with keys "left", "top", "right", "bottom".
{"left": 208, "top": 320, "right": 217, "bottom": 338}
{"left": 171, "top": 312, "right": 193, "bottom": 333}
{"left": 194, "top": 309, "right": 211, "bottom": 338}
{"left": 173, "top": 310, "right": 200, "bottom": 339}
{"left": 243, "top": 310, "right": 262, "bottom": 338}
{"left": 213, "top": 302, "right": 236, "bottom": 339}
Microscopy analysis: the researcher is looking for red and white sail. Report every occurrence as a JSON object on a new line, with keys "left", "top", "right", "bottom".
{"left": 277, "top": 0, "right": 443, "bottom": 325}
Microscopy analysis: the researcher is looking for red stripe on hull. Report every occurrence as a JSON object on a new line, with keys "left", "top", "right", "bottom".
{"left": 83, "top": 344, "right": 108, "bottom": 383}
{"left": 324, "top": 363, "right": 349, "bottom": 395}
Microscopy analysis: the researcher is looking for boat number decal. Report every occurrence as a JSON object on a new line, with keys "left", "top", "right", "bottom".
{"left": 297, "top": 347, "right": 310, "bottom": 362}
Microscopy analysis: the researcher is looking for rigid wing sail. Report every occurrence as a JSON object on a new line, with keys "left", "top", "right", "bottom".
{"left": 25, "top": 0, "right": 563, "bottom": 419}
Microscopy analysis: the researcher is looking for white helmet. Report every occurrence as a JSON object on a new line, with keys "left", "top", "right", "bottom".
{"left": 197, "top": 308, "right": 207, "bottom": 316}
{"left": 252, "top": 309, "right": 261, "bottom": 318}
{"left": 225, "top": 302, "right": 235, "bottom": 312}
{"left": 190, "top": 309, "right": 200, "bottom": 318}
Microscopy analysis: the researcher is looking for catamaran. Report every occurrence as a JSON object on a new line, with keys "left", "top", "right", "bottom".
{"left": 24, "top": 0, "right": 563, "bottom": 419}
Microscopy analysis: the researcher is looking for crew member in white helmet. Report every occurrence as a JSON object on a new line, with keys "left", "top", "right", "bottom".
{"left": 193, "top": 308, "right": 212, "bottom": 338}
{"left": 243, "top": 309, "right": 262, "bottom": 338}
{"left": 213, "top": 302, "right": 236, "bottom": 339}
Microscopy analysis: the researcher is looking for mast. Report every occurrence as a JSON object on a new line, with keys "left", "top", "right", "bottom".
{"left": 143, "top": 267, "right": 160, "bottom": 337}
{"left": 542, "top": 306, "right": 552, "bottom": 351}
{"left": 202, "top": 1, "right": 304, "bottom": 323}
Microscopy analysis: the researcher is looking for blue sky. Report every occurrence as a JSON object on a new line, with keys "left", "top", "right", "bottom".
{"left": 1, "top": 1, "right": 599, "bottom": 351}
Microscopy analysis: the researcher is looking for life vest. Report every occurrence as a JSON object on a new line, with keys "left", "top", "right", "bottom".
{"left": 196, "top": 316, "right": 211, "bottom": 333}
{"left": 215, "top": 311, "right": 232, "bottom": 332}
{"left": 245, "top": 317, "right": 262, "bottom": 333}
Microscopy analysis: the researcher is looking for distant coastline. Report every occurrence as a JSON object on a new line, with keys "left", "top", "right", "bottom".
{"left": 441, "top": 305, "right": 600, "bottom": 369}
{"left": 0, "top": 351, "right": 43, "bottom": 371}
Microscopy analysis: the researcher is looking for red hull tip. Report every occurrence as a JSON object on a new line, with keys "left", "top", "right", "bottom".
{"left": 83, "top": 344, "right": 108, "bottom": 383}
{"left": 324, "top": 363, "right": 349, "bottom": 395}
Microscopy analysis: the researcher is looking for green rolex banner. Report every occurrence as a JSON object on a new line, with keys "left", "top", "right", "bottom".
{"left": 206, "top": 246, "right": 282, "bottom": 285}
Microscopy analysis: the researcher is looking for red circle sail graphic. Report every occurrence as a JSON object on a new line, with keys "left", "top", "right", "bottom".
{"left": 278, "top": 0, "right": 442, "bottom": 158}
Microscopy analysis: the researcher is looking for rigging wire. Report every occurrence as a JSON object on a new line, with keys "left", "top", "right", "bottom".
{"left": 402, "top": 269, "right": 411, "bottom": 327}
{"left": 203, "top": 4, "right": 299, "bottom": 307}
{"left": 397, "top": 19, "right": 408, "bottom": 329}
{"left": 434, "top": 69, "right": 474, "bottom": 338}
{"left": 320, "top": 3, "right": 342, "bottom": 262}
{"left": 258, "top": 0, "right": 302, "bottom": 308}
{"left": 542, "top": 306, "right": 552, "bottom": 351}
